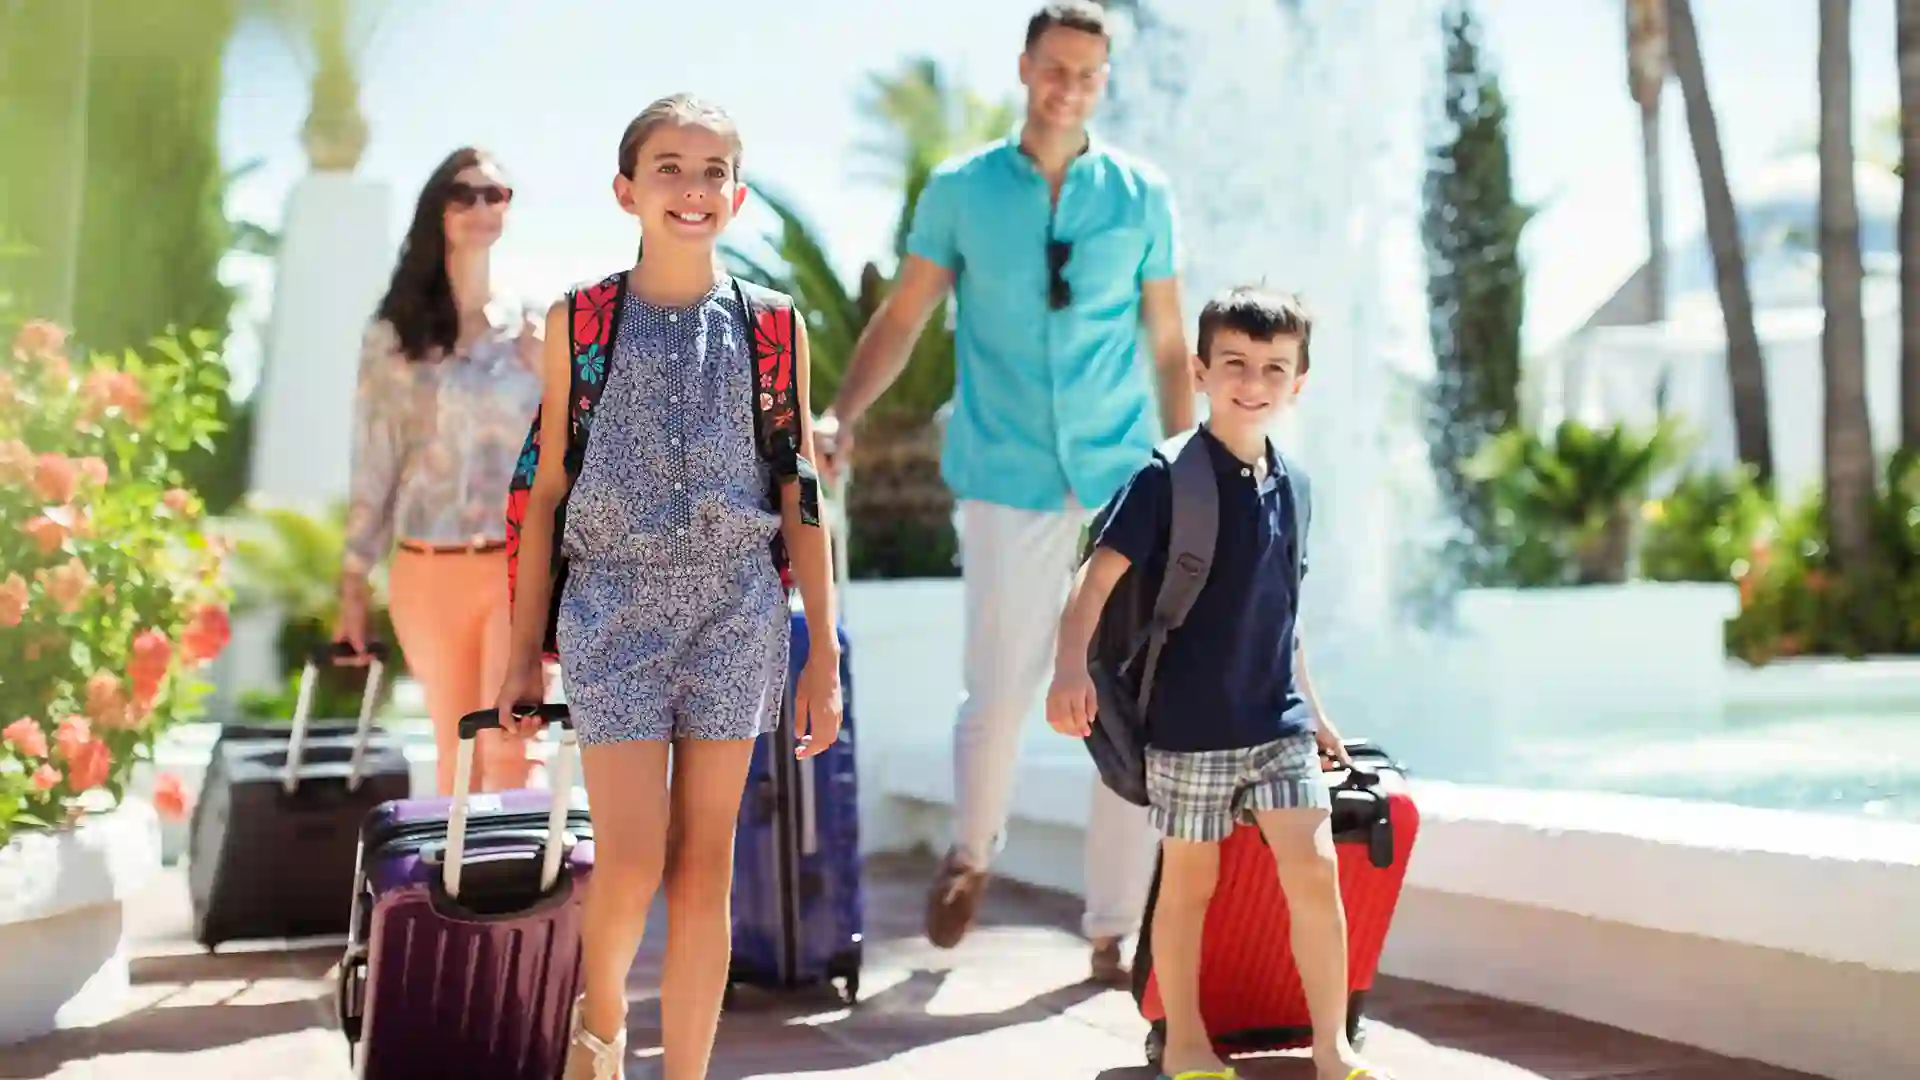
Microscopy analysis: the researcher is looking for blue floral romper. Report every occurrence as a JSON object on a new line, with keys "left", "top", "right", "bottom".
{"left": 555, "top": 277, "right": 790, "bottom": 744}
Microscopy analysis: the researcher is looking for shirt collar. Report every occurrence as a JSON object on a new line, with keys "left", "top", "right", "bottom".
{"left": 1001, "top": 122, "right": 1106, "bottom": 177}
{"left": 1198, "top": 423, "right": 1285, "bottom": 495}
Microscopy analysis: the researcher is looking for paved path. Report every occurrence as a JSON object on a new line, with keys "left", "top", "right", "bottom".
{"left": 4, "top": 853, "right": 1821, "bottom": 1079}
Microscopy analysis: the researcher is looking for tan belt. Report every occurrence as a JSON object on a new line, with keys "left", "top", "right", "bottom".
{"left": 397, "top": 538, "right": 507, "bottom": 556}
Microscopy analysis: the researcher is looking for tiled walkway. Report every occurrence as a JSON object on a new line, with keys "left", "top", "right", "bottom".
{"left": 4, "top": 853, "right": 1821, "bottom": 1079}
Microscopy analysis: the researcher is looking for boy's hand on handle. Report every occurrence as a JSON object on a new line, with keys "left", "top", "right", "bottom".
{"left": 1314, "top": 716, "right": 1353, "bottom": 768}
{"left": 494, "top": 654, "right": 549, "bottom": 740}
{"left": 793, "top": 656, "right": 843, "bottom": 758}
{"left": 1045, "top": 665, "right": 1096, "bottom": 738}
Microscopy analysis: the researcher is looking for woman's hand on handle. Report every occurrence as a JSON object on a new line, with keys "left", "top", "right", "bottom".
{"left": 333, "top": 573, "right": 372, "bottom": 663}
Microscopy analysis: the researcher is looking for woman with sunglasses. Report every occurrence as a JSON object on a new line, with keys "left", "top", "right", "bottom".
{"left": 334, "top": 146, "right": 542, "bottom": 795}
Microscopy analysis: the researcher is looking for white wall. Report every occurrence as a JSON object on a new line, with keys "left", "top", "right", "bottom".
{"left": 1545, "top": 278, "right": 1900, "bottom": 504}
{"left": 838, "top": 579, "right": 1920, "bottom": 1080}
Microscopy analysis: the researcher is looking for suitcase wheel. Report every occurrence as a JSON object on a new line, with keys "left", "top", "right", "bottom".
{"left": 828, "top": 951, "right": 860, "bottom": 1007}
{"left": 836, "top": 970, "right": 859, "bottom": 1007}
{"left": 1145, "top": 1021, "right": 1165, "bottom": 1070}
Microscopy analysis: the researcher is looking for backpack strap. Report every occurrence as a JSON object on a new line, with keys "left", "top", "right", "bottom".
{"left": 732, "top": 278, "right": 821, "bottom": 529}
{"left": 562, "top": 271, "right": 628, "bottom": 477}
{"left": 1136, "top": 428, "right": 1219, "bottom": 713}
{"left": 503, "top": 269, "right": 626, "bottom": 660}
{"left": 1277, "top": 445, "right": 1310, "bottom": 588}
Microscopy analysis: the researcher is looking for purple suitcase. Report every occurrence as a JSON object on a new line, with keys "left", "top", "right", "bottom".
{"left": 335, "top": 705, "right": 595, "bottom": 1079}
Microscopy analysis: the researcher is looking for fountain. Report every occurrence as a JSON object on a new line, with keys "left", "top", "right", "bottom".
{"left": 1101, "top": 0, "right": 1451, "bottom": 755}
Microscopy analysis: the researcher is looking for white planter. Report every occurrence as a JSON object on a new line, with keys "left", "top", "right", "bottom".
{"left": 0, "top": 797, "right": 161, "bottom": 1044}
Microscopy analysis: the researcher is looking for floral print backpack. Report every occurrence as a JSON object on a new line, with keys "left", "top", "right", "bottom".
{"left": 503, "top": 271, "right": 820, "bottom": 660}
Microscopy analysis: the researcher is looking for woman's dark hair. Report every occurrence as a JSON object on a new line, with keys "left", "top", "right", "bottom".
{"left": 375, "top": 146, "right": 494, "bottom": 361}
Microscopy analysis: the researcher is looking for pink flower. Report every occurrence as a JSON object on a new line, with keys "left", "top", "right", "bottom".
{"left": 0, "top": 573, "right": 26, "bottom": 627}
{"left": 3, "top": 717, "right": 48, "bottom": 760}
{"left": 24, "top": 514, "right": 68, "bottom": 555}
{"left": 0, "top": 439, "right": 33, "bottom": 485}
{"left": 152, "top": 773, "right": 189, "bottom": 820}
{"left": 11, "top": 320, "right": 67, "bottom": 362}
{"left": 64, "top": 738, "right": 111, "bottom": 793}
{"left": 52, "top": 717, "right": 90, "bottom": 761}
{"left": 31, "top": 765, "right": 60, "bottom": 791}
{"left": 0, "top": 371, "right": 15, "bottom": 405}
{"left": 162, "top": 488, "right": 194, "bottom": 514}
{"left": 85, "top": 671, "right": 132, "bottom": 730}
{"left": 181, "top": 603, "right": 231, "bottom": 665}
{"left": 36, "top": 557, "right": 92, "bottom": 613}
{"left": 128, "top": 629, "right": 172, "bottom": 710}
{"left": 79, "top": 369, "right": 147, "bottom": 425}
{"left": 33, "top": 453, "right": 76, "bottom": 504}
{"left": 76, "top": 456, "right": 108, "bottom": 487}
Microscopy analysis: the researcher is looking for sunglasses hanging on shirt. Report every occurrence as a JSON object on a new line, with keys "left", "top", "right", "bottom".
{"left": 1047, "top": 238, "right": 1073, "bottom": 311}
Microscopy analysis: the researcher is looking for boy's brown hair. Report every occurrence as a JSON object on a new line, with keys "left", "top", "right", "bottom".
{"left": 1197, "top": 286, "right": 1313, "bottom": 372}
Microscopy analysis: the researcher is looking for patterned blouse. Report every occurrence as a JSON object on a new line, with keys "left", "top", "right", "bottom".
{"left": 342, "top": 298, "right": 546, "bottom": 575}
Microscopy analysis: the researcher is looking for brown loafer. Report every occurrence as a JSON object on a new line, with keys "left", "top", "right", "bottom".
{"left": 1089, "top": 937, "right": 1130, "bottom": 986}
{"left": 924, "top": 848, "right": 989, "bottom": 948}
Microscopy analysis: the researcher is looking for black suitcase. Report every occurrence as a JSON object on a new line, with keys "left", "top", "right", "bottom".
{"left": 188, "top": 641, "right": 412, "bottom": 949}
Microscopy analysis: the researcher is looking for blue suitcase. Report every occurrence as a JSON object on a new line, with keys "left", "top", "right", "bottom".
{"left": 726, "top": 603, "right": 864, "bottom": 1005}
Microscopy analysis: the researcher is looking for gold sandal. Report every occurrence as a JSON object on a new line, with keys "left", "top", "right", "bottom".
{"left": 561, "top": 995, "right": 626, "bottom": 1080}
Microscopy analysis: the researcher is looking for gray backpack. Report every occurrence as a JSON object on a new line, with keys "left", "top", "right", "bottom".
{"left": 1082, "top": 428, "right": 1311, "bottom": 805}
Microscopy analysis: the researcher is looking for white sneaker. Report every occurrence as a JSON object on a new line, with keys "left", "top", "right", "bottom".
{"left": 562, "top": 996, "right": 626, "bottom": 1080}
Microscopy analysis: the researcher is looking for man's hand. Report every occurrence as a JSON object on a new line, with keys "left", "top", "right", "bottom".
{"left": 814, "top": 409, "right": 855, "bottom": 487}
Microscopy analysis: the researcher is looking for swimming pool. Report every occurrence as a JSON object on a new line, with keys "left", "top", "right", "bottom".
{"left": 1446, "top": 706, "right": 1920, "bottom": 822}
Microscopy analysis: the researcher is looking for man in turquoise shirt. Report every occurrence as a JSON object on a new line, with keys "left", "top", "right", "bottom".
{"left": 817, "top": 0, "right": 1194, "bottom": 983}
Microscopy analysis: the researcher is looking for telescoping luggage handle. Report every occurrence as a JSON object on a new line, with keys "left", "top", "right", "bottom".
{"left": 283, "top": 640, "right": 389, "bottom": 795}
{"left": 443, "top": 705, "right": 575, "bottom": 901}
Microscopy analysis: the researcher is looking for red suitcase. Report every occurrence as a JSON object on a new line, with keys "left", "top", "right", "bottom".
{"left": 1131, "top": 740, "right": 1419, "bottom": 1070}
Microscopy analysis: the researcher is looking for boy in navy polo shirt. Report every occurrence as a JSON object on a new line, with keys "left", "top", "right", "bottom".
{"left": 1045, "top": 287, "right": 1384, "bottom": 1080}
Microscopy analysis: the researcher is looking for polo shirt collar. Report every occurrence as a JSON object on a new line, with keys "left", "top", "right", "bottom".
{"left": 1198, "top": 422, "right": 1285, "bottom": 496}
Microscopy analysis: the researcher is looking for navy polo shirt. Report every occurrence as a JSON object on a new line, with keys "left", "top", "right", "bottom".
{"left": 1093, "top": 426, "right": 1312, "bottom": 753}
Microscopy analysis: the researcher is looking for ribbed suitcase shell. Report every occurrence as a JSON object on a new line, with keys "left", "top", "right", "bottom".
{"left": 343, "top": 790, "right": 595, "bottom": 1079}
{"left": 1133, "top": 743, "right": 1419, "bottom": 1059}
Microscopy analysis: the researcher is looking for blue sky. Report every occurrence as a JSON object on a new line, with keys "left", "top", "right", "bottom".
{"left": 215, "top": 0, "right": 1899, "bottom": 390}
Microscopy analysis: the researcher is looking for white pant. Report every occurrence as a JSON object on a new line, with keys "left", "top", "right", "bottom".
{"left": 950, "top": 499, "right": 1159, "bottom": 940}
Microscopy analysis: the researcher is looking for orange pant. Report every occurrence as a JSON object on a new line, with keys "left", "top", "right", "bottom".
{"left": 387, "top": 548, "right": 532, "bottom": 795}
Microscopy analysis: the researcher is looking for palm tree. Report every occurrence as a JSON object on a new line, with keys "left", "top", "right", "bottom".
{"left": 1819, "top": 0, "right": 1875, "bottom": 570}
{"left": 852, "top": 58, "right": 1017, "bottom": 259}
{"left": 1625, "top": 0, "right": 1669, "bottom": 322}
{"left": 1667, "top": 0, "right": 1774, "bottom": 485}
{"left": 244, "top": 0, "right": 389, "bottom": 172}
{"left": 729, "top": 59, "right": 1012, "bottom": 577}
{"left": 1900, "top": 1, "right": 1920, "bottom": 451}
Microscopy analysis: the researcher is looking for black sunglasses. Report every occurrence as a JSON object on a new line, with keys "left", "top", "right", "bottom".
{"left": 447, "top": 182, "right": 513, "bottom": 209}
{"left": 1047, "top": 238, "right": 1072, "bottom": 310}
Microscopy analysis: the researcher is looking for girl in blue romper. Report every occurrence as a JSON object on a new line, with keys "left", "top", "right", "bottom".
{"left": 496, "top": 94, "right": 843, "bottom": 1080}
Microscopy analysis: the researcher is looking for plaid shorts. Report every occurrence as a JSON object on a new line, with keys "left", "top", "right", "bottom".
{"left": 1145, "top": 733, "right": 1329, "bottom": 842}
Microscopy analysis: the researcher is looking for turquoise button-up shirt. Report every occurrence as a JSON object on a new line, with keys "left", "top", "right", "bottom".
{"left": 906, "top": 130, "right": 1180, "bottom": 512}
